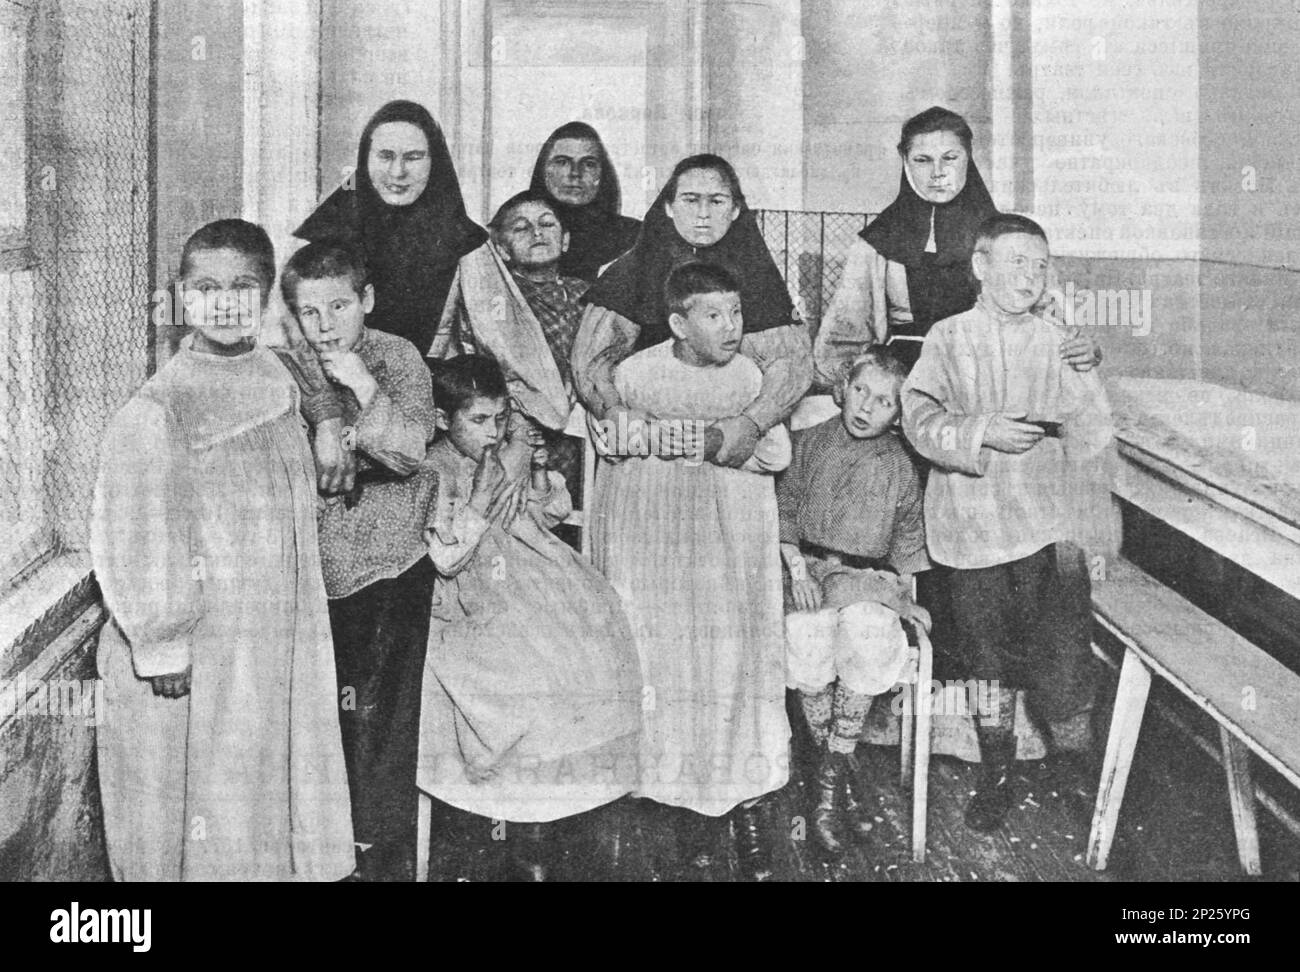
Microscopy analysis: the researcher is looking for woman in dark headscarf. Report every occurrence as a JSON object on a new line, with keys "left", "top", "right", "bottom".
{"left": 529, "top": 121, "right": 641, "bottom": 283}
{"left": 295, "top": 100, "right": 487, "bottom": 354}
{"left": 574, "top": 153, "right": 812, "bottom": 471}
{"left": 813, "top": 106, "right": 1099, "bottom": 382}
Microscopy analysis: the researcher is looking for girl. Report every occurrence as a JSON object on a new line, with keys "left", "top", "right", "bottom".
{"left": 591, "top": 262, "right": 792, "bottom": 881}
{"left": 417, "top": 356, "right": 641, "bottom": 881}
{"left": 90, "top": 219, "right": 354, "bottom": 881}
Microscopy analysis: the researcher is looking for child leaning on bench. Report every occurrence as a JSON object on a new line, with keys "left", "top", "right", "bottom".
{"left": 902, "top": 213, "right": 1113, "bottom": 833}
{"left": 777, "top": 346, "right": 932, "bottom": 857}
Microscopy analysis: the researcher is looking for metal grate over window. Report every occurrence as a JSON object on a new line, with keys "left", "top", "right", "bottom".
{"left": 752, "top": 209, "right": 876, "bottom": 341}
{"left": 1, "top": 0, "right": 152, "bottom": 583}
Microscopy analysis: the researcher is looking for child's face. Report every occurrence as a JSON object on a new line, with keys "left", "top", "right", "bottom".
{"left": 840, "top": 365, "right": 901, "bottom": 439}
{"left": 439, "top": 395, "right": 509, "bottom": 463}
{"left": 495, "top": 201, "right": 569, "bottom": 271}
{"left": 669, "top": 290, "right": 743, "bottom": 366}
{"left": 974, "top": 232, "right": 1049, "bottom": 317}
{"left": 182, "top": 248, "right": 266, "bottom": 346}
{"left": 291, "top": 275, "right": 374, "bottom": 355}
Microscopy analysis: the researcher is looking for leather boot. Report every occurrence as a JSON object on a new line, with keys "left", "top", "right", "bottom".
{"left": 840, "top": 752, "right": 875, "bottom": 842}
{"left": 965, "top": 727, "right": 1016, "bottom": 833}
{"left": 733, "top": 799, "right": 775, "bottom": 881}
{"left": 811, "top": 750, "right": 847, "bottom": 856}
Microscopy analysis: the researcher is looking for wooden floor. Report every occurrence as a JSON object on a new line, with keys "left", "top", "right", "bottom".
{"left": 424, "top": 690, "right": 1300, "bottom": 882}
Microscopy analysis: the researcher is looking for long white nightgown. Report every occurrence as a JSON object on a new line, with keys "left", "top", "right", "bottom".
{"left": 91, "top": 339, "right": 355, "bottom": 881}
{"left": 592, "top": 341, "right": 792, "bottom": 816}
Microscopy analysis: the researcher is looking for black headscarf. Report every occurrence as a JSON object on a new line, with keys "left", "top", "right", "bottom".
{"left": 295, "top": 100, "right": 487, "bottom": 353}
{"left": 584, "top": 154, "right": 796, "bottom": 352}
{"left": 860, "top": 107, "right": 998, "bottom": 337}
{"left": 529, "top": 121, "right": 641, "bottom": 284}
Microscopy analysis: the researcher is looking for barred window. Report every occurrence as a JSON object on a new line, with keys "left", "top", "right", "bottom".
{"left": 1, "top": 0, "right": 152, "bottom": 591}
{"left": 753, "top": 209, "right": 877, "bottom": 340}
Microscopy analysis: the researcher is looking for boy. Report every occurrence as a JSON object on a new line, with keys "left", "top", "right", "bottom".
{"left": 778, "top": 346, "right": 931, "bottom": 855}
{"left": 596, "top": 262, "right": 791, "bottom": 880}
{"left": 902, "top": 213, "right": 1112, "bottom": 832}
{"left": 282, "top": 241, "right": 438, "bottom": 881}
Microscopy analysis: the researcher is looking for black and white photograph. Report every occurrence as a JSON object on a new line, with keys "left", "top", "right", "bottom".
{"left": 0, "top": 0, "right": 1295, "bottom": 931}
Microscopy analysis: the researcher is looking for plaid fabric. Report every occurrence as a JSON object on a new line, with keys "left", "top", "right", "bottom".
{"left": 511, "top": 272, "right": 590, "bottom": 386}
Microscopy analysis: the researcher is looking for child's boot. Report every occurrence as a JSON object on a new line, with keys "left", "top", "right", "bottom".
{"left": 840, "top": 752, "right": 875, "bottom": 842}
{"left": 811, "top": 749, "right": 848, "bottom": 855}
{"left": 733, "top": 798, "right": 775, "bottom": 881}
{"left": 965, "top": 727, "right": 1016, "bottom": 833}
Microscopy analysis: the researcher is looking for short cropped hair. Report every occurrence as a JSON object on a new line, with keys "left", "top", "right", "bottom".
{"left": 280, "top": 241, "right": 370, "bottom": 309}
{"left": 179, "top": 219, "right": 276, "bottom": 297}
{"left": 973, "top": 213, "right": 1049, "bottom": 255}
{"left": 844, "top": 345, "right": 909, "bottom": 387}
{"left": 664, "top": 261, "right": 740, "bottom": 318}
{"left": 489, "top": 189, "right": 563, "bottom": 236}
{"left": 428, "top": 354, "right": 509, "bottom": 417}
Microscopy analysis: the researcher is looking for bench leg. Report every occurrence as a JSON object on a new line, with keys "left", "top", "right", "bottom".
{"left": 1087, "top": 646, "right": 1151, "bottom": 870}
{"left": 911, "top": 631, "right": 933, "bottom": 864}
{"left": 1219, "top": 725, "right": 1262, "bottom": 876}
{"left": 416, "top": 790, "right": 432, "bottom": 883}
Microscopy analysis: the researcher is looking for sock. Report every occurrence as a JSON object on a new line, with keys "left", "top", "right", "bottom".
{"left": 798, "top": 685, "right": 834, "bottom": 748}
{"left": 828, "top": 682, "right": 873, "bottom": 755}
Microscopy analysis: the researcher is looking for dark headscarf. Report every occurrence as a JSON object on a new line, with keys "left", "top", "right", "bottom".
{"left": 860, "top": 106, "right": 998, "bottom": 337}
{"left": 529, "top": 121, "right": 641, "bottom": 284}
{"left": 584, "top": 154, "right": 796, "bottom": 352}
{"left": 295, "top": 100, "right": 487, "bottom": 352}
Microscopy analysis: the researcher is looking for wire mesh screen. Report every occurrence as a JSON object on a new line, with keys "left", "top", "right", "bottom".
{"left": 2, "top": 0, "right": 152, "bottom": 575}
{"left": 752, "top": 209, "right": 875, "bottom": 340}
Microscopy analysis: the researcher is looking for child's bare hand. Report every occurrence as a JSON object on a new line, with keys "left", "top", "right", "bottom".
{"left": 320, "top": 350, "right": 378, "bottom": 404}
{"left": 900, "top": 600, "right": 933, "bottom": 634}
{"left": 470, "top": 444, "right": 510, "bottom": 515}
{"left": 150, "top": 666, "right": 192, "bottom": 699}
{"left": 710, "top": 415, "right": 761, "bottom": 467}
{"left": 1060, "top": 327, "right": 1102, "bottom": 372}
{"left": 531, "top": 447, "right": 549, "bottom": 468}
{"left": 983, "top": 413, "right": 1044, "bottom": 454}
{"left": 791, "top": 576, "right": 824, "bottom": 613}
{"left": 312, "top": 418, "right": 356, "bottom": 495}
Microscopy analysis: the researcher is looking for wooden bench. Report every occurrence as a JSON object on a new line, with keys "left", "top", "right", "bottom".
{"left": 1087, "top": 556, "right": 1300, "bottom": 875}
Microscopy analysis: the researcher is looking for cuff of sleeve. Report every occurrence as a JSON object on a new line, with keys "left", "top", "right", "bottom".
{"left": 968, "top": 413, "right": 995, "bottom": 475}
{"left": 131, "top": 637, "right": 192, "bottom": 679}
{"left": 302, "top": 390, "right": 344, "bottom": 425}
{"left": 354, "top": 388, "right": 394, "bottom": 450}
{"left": 894, "top": 548, "right": 932, "bottom": 576}
{"left": 740, "top": 406, "right": 774, "bottom": 435}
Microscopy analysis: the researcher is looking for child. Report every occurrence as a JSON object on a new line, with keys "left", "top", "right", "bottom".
{"left": 777, "top": 346, "right": 932, "bottom": 855}
{"left": 90, "top": 219, "right": 354, "bottom": 881}
{"left": 417, "top": 355, "right": 641, "bottom": 881}
{"left": 281, "top": 241, "right": 438, "bottom": 882}
{"left": 431, "top": 189, "right": 590, "bottom": 496}
{"left": 592, "top": 262, "right": 792, "bottom": 880}
{"left": 902, "top": 213, "right": 1112, "bottom": 832}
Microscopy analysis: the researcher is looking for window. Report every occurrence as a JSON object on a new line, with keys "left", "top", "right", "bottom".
{"left": 1, "top": 0, "right": 152, "bottom": 592}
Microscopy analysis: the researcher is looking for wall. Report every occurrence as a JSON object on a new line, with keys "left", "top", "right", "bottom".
{"left": 705, "top": 0, "right": 804, "bottom": 210}
{"left": 153, "top": 0, "right": 244, "bottom": 287}
{"left": 1198, "top": 1, "right": 1300, "bottom": 401}
{"left": 801, "top": 0, "right": 993, "bottom": 214}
